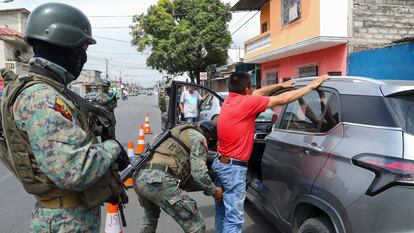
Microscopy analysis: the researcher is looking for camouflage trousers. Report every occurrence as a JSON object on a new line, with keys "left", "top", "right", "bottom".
{"left": 161, "top": 112, "right": 168, "bottom": 131}
{"left": 133, "top": 168, "right": 206, "bottom": 233}
{"left": 30, "top": 202, "right": 100, "bottom": 233}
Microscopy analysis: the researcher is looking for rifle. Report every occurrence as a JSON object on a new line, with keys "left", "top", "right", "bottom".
{"left": 120, "top": 130, "right": 171, "bottom": 183}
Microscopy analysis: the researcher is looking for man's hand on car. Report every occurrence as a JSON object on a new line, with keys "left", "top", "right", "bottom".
{"left": 281, "top": 80, "right": 296, "bottom": 89}
{"left": 214, "top": 187, "right": 224, "bottom": 201}
{"left": 309, "top": 74, "right": 329, "bottom": 89}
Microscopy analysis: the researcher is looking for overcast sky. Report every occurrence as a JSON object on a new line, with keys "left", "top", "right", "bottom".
{"left": 0, "top": 0, "right": 259, "bottom": 87}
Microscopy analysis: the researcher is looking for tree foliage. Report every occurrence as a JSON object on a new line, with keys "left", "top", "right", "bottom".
{"left": 131, "top": 0, "right": 232, "bottom": 83}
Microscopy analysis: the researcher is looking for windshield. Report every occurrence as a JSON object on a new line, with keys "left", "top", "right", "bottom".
{"left": 387, "top": 95, "right": 414, "bottom": 135}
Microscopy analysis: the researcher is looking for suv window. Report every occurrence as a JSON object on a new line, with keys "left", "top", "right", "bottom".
{"left": 320, "top": 93, "right": 340, "bottom": 133}
{"left": 200, "top": 95, "right": 213, "bottom": 111}
{"left": 341, "top": 95, "right": 397, "bottom": 127}
{"left": 387, "top": 95, "right": 414, "bottom": 135}
{"left": 279, "top": 90, "right": 338, "bottom": 133}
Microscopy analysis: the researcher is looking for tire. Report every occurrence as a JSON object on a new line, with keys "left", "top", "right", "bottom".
{"left": 298, "top": 216, "right": 335, "bottom": 233}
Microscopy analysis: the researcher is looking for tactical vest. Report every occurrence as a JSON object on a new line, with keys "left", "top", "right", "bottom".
{"left": 0, "top": 72, "right": 122, "bottom": 209}
{"left": 152, "top": 124, "right": 202, "bottom": 183}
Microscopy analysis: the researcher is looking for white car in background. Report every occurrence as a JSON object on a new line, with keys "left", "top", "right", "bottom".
{"left": 199, "top": 92, "right": 228, "bottom": 121}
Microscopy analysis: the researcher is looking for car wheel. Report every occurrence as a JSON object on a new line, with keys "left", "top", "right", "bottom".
{"left": 298, "top": 217, "right": 335, "bottom": 233}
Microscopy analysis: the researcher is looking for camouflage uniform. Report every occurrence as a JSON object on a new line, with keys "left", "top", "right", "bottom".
{"left": 12, "top": 58, "right": 121, "bottom": 232}
{"left": 96, "top": 85, "right": 117, "bottom": 138}
{"left": 158, "top": 88, "right": 170, "bottom": 130}
{"left": 133, "top": 128, "right": 216, "bottom": 233}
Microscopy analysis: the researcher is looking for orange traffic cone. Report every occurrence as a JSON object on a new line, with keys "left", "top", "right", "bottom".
{"left": 124, "top": 142, "right": 134, "bottom": 188}
{"left": 143, "top": 113, "right": 152, "bottom": 134}
{"left": 105, "top": 203, "right": 123, "bottom": 233}
{"left": 135, "top": 125, "right": 145, "bottom": 155}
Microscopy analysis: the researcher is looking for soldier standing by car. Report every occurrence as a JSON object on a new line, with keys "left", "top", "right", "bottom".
{"left": 97, "top": 80, "right": 118, "bottom": 138}
{"left": 133, "top": 120, "right": 223, "bottom": 233}
{"left": 213, "top": 72, "right": 328, "bottom": 233}
{"left": 0, "top": 3, "right": 129, "bottom": 232}
{"left": 158, "top": 79, "right": 171, "bottom": 130}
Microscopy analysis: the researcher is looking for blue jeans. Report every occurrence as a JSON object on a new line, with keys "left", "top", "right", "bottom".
{"left": 185, "top": 117, "right": 197, "bottom": 123}
{"left": 212, "top": 157, "right": 247, "bottom": 233}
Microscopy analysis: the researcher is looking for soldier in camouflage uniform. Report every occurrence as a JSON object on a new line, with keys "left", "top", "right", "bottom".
{"left": 133, "top": 120, "right": 223, "bottom": 233}
{"left": 97, "top": 80, "right": 117, "bottom": 138}
{"left": 0, "top": 3, "right": 129, "bottom": 233}
{"left": 158, "top": 79, "right": 171, "bottom": 130}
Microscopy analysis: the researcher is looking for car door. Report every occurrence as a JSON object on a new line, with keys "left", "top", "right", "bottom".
{"left": 261, "top": 89, "right": 342, "bottom": 222}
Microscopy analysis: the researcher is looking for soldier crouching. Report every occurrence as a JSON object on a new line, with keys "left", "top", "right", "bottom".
{"left": 133, "top": 121, "right": 223, "bottom": 233}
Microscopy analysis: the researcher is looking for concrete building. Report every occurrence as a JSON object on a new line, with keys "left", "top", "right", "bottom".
{"left": 69, "top": 69, "right": 102, "bottom": 97}
{"left": 0, "top": 8, "right": 31, "bottom": 75}
{"left": 0, "top": 8, "right": 31, "bottom": 96}
{"left": 232, "top": 0, "right": 414, "bottom": 84}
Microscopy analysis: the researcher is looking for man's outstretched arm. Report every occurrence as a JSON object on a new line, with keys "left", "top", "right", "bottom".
{"left": 252, "top": 80, "right": 295, "bottom": 96}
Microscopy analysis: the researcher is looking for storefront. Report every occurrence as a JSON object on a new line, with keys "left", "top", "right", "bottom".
{"left": 261, "top": 44, "right": 347, "bottom": 85}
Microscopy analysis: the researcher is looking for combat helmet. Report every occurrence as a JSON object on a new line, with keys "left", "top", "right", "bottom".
{"left": 24, "top": 2, "right": 96, "bottom": 48}
{"left": 102, "top": 80, "right": 111, "bottom": 87}
{"left": 197, "top": 120, "right": 218, "bottom": 148}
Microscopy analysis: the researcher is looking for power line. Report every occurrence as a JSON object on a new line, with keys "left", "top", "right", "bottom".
{"left": 94, "top": 26, "right": 130, "bottom": 29}
{"left": 231, "top": 10, "right": 259, "bottom": 36}
{"left": 229, "top": 11, "right": 251, "bottom": 31}
{"left": 88, "top": 15, "right": 134, "bottom": 18}
{"left": 94, "top": 35, "right": 131, "bottom": 43}
{"left": 88, "top": 50, "right": 140, "bottom": 56}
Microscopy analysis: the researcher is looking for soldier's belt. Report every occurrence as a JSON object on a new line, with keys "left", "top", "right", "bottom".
{"left": 37, "top": 195, "right": 82, "bottom": 209}
{"left": 142, "top": 163, "right": 173, "bottom": 175}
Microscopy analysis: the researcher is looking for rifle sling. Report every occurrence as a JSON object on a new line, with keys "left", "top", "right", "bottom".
{"left": 29, "top": 66, "right": 110, "bottom": 119}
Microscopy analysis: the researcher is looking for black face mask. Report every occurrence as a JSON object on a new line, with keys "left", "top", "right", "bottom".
{"left": 31, "top": 40, "right": 87, "bottom": 79}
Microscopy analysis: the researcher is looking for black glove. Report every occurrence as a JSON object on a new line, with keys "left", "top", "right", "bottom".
{"left": 113, "top": 140, "right": 130, "bottom": 171}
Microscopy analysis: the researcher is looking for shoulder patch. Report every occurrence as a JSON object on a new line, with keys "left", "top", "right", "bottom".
{"left": 52, "top": 98, "right": 73, "bottom": 121}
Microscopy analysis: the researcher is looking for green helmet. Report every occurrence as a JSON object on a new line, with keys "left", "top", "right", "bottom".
{"left": 24, "top": 2, "right": 96, "bottom": 48}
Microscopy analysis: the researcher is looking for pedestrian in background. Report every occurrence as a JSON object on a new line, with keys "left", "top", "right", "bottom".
{"left": 213, "top": 72, "right": 329, "bottom": 233}
{"left": 97, "top": 80, "right": 118, "bottom": 138}
{"left": 179, "top": 85, "right": 207, "bottom": 123}
{"left": 0, "top": 3, "right": 129, "bottom": 232}
{"left": 133, "top": 121, "right": 223, "bottom": 233}
{"left": 158, "top": 79, "right": 171, "bottom": 130}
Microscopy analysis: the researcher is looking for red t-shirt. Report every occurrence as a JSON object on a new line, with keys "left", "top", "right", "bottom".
{"left": 217, "top": 93, "right": 270, "bottom": 161}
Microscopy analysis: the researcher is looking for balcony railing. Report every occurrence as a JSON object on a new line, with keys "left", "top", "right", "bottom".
{"left": 245, "top": 32, "right": 271, "bottom": 53}
{"left": 4, "top": 61, "right": 30, "bottom": 75}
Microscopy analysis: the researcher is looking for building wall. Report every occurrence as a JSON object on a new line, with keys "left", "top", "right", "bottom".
{"left": 261, "top": 44, "right": 347, "bottom": 83}
{"left": 348, "top": 41, "right": 414, "bottom": 80}
{"left": 350, "top": 0, "right": 414, "bottom": 52}
{"left": 260, "top": 2, "right": 270, "bottom": 32}
{"left": 246, "top": 0, "right": 321, "bottom": 59}
{"left": 0, "top": 11, "right": 27, "bottom": 33}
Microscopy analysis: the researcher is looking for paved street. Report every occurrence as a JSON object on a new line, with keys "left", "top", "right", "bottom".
{"left": 0, "top": 95, "right": 279, "bottom": 233}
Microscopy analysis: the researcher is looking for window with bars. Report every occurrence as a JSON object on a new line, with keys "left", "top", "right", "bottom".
{"left": 299, "top": 65, "right": 318, "bottom": 78}
{"left": 262, "top": 22, "right": 268, "bottom": 33}
{"left": 282, "top": 0, "right": 301, "bottom": 26}
{"left": 266, "top": 72, "right": 278, "bottom": 85}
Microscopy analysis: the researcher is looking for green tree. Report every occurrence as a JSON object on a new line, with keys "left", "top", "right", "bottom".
{"left": 131, "top": 0, "right": 232, "bottom": 83}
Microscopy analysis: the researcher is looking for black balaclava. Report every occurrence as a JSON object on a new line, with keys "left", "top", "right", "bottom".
{"left": 31, "top": 39, "right": 87, "bottom": 79}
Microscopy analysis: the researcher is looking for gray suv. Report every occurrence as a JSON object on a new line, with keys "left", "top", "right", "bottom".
{"left": 167, "top": 78, "right": 414, "bottom": 233}
{"left": 248, "top": 77, "right": 414, "bottom": 233}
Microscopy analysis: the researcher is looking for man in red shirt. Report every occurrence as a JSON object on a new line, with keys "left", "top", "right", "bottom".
{"left": 212, "top": 72, "right": 329, "bottom": 233}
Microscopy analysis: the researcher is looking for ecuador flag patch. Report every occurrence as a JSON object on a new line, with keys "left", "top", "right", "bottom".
{"left": 53, "top": 98, "right": 73, "bottom": 121}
